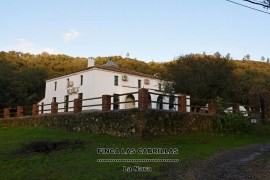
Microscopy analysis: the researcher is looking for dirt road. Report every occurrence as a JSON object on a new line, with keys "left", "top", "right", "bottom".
{"left": 182, "top": 144, "right": 270, "bottom": 179}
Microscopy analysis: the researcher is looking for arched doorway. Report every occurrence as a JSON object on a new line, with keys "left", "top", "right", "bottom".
{"left": 125, "top": 94, "right": 135, "bottom": 109}
{"left": 148, "top": 93, "right": 152, "bottom": 109}
{"left": 156, "top": 95, "right": 163, "bottom": 109}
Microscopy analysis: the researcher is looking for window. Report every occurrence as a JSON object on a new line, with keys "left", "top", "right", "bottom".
{"left": 113, "top": 94, "right": 119, "bottom": 110}
{"left": 52, "top": 97, "right": 56, "bottom": 102}
{"left": 54, "top": 82, "right": 57, "bottom": 90}
{"left": 114, "top": 76, "right": 118, "bottom": 86}
{"left": 80, "top": 75, "right": 83, "bottom": 85}
{"left": 138, "top": 79, "right": 141, "bottom": 88}
{"left": 64, "top": 95, "right": 69, "bottom": 112}
{"left": 78, "top": 93, "right": 83, "bottom": 100}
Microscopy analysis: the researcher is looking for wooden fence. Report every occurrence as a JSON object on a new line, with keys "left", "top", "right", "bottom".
{"left": 0, "top": 88, "right": 254, "bottom": 119}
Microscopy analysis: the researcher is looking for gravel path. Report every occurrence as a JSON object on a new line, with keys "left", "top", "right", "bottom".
{"left": 182, "top": 144, "right": 270, "bottom": 180}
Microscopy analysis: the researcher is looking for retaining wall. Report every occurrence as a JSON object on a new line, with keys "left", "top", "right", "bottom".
{"left": 0, "top": 109, "right": 218, "bottom": 139}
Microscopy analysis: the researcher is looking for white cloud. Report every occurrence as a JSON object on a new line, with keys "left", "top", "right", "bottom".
{"left": 9, "top": 38, "right": 57, "bottom": 54}
{"left": 63, "top": 29, "right": 81, "bottom": 42}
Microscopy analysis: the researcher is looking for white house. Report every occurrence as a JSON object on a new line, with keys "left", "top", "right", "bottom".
{"left": 224, "top": 106, "right": 248, "bottom": 117}
{"left": 38, "top": 58, "right": 190, "bottom": 113}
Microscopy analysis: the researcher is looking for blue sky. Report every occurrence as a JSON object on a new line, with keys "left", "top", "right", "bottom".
{"left": 0, "top": 0, "right": 269, "bottom": 62}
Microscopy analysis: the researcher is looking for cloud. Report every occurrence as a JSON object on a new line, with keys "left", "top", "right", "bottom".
{"left": 63, "top": 29, "right": 81, "bottom": 42}
{"left": 8, "top": 38, "right": 57, "bottom": 54}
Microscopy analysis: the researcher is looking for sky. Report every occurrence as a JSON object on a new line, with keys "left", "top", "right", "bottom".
{"left": 0, "top": 0, "right": 269, "bottom": 62}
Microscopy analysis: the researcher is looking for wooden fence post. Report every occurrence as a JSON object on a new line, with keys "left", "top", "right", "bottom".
{"left": 208, "top": 100, "right": 216, "bottom": 115}
{"left": 32, "top": 104, "right": 39, "bottom": 116}
{"left": 3, "top": 108, "right": 10, "bottom": 119}
{"left": 138, "top": 88, "right": 149, "bottom": 109}
{"left": 178, "top": 95, "right": 187, "bottom": 112}
{"left": 74, "top": 99, "right": 82, "bottom": 113}
{"left": 17, "top": 106, "right": 23, "bottom": 117}
{"left": 102, "top": 95, "right": 111, "bottom": 111}
{"left": 51, "top": 102, "right": 58, "bottom": 114}
{"left": 233, "top": 103, "right": 240, "bottom": 112}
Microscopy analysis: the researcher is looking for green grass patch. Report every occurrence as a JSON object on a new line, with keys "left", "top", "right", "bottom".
{"left": 0, "top": 125, "right": 270, "bottom": 179}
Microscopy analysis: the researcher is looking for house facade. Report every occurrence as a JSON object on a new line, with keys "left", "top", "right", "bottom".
{"left": 38, "top": 58, "right": 190, "bottom": 113}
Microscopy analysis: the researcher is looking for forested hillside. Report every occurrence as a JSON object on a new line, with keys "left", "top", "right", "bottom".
{"left": 0, "top": 51, "right": 270, "bottom": 109}
{"left": 166, "top": 54, "right": 270, "bottom": 106}
{"left": 0, "top": 51, "right": 167, "bottom": 109}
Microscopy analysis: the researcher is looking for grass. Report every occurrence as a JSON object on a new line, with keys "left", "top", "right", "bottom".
{"left": 0, "top": 125, "right": 270, "bottom": 179}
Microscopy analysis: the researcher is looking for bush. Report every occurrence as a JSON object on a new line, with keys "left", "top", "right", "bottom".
{"left": 217, "top": 111, "right": 250, "bottom": 133}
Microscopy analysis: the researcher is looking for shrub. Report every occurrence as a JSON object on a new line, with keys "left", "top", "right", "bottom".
{"left": 217, "top": 111, "right": 250, "bottom": 133}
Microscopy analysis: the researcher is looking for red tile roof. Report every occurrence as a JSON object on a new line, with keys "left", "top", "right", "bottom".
{"left": 93, "top": 65, "right": 158, "bottom": 79}
{"left": 47, "top": 65, "right": 159, "bottom": 81}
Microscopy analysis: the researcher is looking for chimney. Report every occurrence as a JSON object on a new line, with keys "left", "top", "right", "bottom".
{"left": 88, "top": 57, "right": 95, "bottom": 67}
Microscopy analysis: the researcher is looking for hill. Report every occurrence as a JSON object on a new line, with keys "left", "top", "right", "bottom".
{"left": 0, "top": 51, "right": 166, "bottom": 109}
{"left": 0, "top": 51, "right": 270, "bottom": 109}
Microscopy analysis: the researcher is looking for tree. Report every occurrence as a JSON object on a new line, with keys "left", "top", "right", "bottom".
{"left": 261, "top": 56, "right": 265, "bottom": 62}
{"left": 0, "top": 52, "right": 50, "bottom": 108}
{"left": 267, "top": 58, "right": 270, "bottom": 63}
{"left": 243, "top": 54, "right": 251, "bottom": 61}
{"left": 0, "top": 60, "right": 13, "bottom": 109}
{"left": 8, "top": 68, "right": 48, "bottom": 106}
{"left": 165, "top": 54, "right": 236, "bottom": 105}
{"left": 225, "top": 53, "right": 232, "bottom": 60}
{"left": 213, "top": 52, "right": 222, "bottom": 59}
{"left": 243, "top": 0, "right": 270, "bottom": 8}
{"left": 126, "top": 52, "right": 130, "bottom": 58}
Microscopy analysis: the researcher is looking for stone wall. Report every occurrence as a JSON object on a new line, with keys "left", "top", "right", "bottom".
{"left": 0, "top": 109, "right": 217, "bottom": 139}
